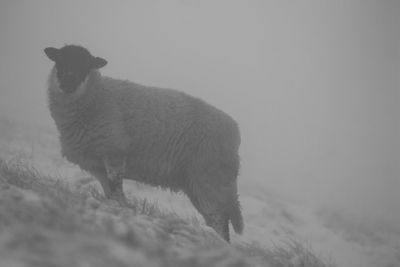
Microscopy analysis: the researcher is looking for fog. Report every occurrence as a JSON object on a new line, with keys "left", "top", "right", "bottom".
{"left": 0, "top": 0, "right": 399, "bottom": 226}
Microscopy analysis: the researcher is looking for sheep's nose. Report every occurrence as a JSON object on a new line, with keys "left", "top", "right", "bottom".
{"left": 61, "top": 72, "right": 73, "bottom": 79}
{"left": 65, "top": 71, "right": 73, "bottom": 77}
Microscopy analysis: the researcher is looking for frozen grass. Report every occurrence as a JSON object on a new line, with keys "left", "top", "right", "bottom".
{"left": 0, "top": 156, "right": 336, "bottom": 267}
{"left": 238, "top": 239, "right": 335, "bottom": 267}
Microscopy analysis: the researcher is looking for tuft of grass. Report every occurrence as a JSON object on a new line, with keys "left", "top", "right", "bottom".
{"left": 237, "top": 238, "right": 335, "bottom": 267}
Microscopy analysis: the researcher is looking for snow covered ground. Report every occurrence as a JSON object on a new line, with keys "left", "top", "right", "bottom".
{"left": 1, "top": 117, "right": 399, "bottom": 267}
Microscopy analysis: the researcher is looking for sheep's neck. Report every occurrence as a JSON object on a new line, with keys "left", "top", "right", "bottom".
{"left": 49, "top": 71, "right": 103, "bottom": 140}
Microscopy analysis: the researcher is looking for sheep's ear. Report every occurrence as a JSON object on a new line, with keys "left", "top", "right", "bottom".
{"left": 91, "top": 57, "right": 107, "bottom": 69}
{"left": 44, "top": 47, "right": 59, "bottom": 62}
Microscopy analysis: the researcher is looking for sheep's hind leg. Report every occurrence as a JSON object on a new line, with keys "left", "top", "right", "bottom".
{"left": 104, "top": 156, "right": 128, "bottom": 205}
{"left": 204, "top": 211, "right": 230, "bottom": 242}
{"left": 186, "top": 185, "right": 231, "bottom": 242}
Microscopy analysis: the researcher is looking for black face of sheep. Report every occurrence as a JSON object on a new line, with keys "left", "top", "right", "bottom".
{"left": 44, "top": 45, "right": 107, "bottom": 93}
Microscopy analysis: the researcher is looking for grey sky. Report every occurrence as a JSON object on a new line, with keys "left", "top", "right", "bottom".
{"left": 0, "top": 0, "right": 399, "bottom": 225}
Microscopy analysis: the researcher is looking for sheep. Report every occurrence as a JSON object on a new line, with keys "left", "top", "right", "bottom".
{"left": 44, "top": 44, "right": 243, "bottom": 242}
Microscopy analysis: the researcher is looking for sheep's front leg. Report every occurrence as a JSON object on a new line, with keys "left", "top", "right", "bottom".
{"left": 104, "top": 156, "right": 127, "bottom": 205}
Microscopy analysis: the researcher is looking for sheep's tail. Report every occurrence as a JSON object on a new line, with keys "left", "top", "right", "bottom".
{"left": 229, "top": 198, "right": 244, "bottom": 234}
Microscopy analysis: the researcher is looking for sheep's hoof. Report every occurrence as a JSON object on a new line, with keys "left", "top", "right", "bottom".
{"left": 104, "top": 196, "right": 128, "bottom": 207}
{"left": 104, "top": 198, "right": 120, "bottom": 207}
{"left": 205, "top": 213, "right": 230, "bottom": 242}
{"left": 109, "top": 194, "right": 128, "bottom": 206}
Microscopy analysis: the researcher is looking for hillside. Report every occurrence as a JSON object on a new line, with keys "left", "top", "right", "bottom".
{"left": 0, "top": 116, "right": 398, "bottom": 267}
